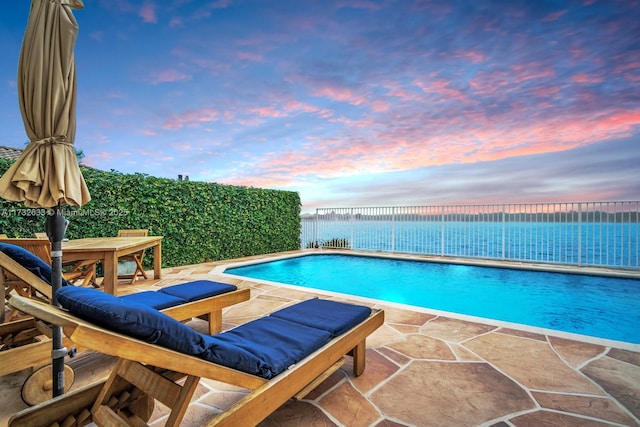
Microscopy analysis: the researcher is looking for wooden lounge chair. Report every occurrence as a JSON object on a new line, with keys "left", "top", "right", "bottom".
{"left": 8, "top": 291, "right": 384, "bottom": 427}
{"left": 0, "top": 246, "right": 250, "bottom": 379}
{"left": 117, "top": 229, "right": 149, "bottom": 284}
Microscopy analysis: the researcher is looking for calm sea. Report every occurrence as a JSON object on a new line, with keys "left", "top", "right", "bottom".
{"left": 302, "top": 220, "right": 639, "bottom": 269}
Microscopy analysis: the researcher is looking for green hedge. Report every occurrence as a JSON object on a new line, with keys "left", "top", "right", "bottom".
{"left": 0, "top": 158, "right": 301, "bottom": 268}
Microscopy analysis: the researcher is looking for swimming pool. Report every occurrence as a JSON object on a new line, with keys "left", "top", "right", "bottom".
{"left": 224, "top": 253, "right": 640, "bottom": 345}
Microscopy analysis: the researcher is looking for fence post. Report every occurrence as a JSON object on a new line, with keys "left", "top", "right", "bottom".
{"left": 350, "top": 208, "right": 354, "bottom": 250}
{"left": 392, "top": 207, "right": 396, "bottom": 253}
{"left": 441, "top": 206, "right": 445, "bottom": 256}
{"left": 577, "top": 203, "right": 582, "bottom": 267}
{"left": 313, "top": 209, "right": 319, "bottom": 248}
{"left": 501, "top": 205, "right": 506, "bottom": 260}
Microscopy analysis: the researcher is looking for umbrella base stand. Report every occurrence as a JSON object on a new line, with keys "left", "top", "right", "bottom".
{"left": 21, "top": 364, "right": 75, "bottom": 406}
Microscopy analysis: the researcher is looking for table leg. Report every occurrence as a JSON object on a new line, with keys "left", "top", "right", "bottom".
{"left": 153, "top": 243, "right": 162, "bottom": 280}
{"left": 103, "top": 252, "right": 117, "bottom": 296}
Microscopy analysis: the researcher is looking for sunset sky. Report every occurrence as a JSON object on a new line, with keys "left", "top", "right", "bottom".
{"left": 1, "top": 0, "right": 638, "bottom": 213}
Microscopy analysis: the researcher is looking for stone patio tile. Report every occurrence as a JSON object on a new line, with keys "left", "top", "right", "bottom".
{"left": 548, "top": 336, "right": 607, "bottom": 368}
{"left": 197, "top": 389, "right": 247, "bottom": 412}
{"left": 582, "top": 356, "right": 640, "bottom": 419}
{"left": 389, "top": 323, "right": 422, "bottom": 334}
{"left": 377, "top": 346, "right": 412, "bottom": 366}
{"left": 377, "top": 306, "right": 435, "bottom": 326}
{"left": 351, "top": 349, "right": 402, "bottom": 394}
{"left": 450, "top": 343, "right": 483, "bottom": 361}
{"left": 260, "top": 400, "right": 337, "bottom": 426}
{"left": 372, "top": 419, "right": 412, "bottom": 427}
{"left": 264, "top": 287, "right": 326, "bottom": 301}
{"left": 508, "top": 410, "right": 617, "bottom": 426}
{"left": 465, "top": 333, "right": 606, "bottom": 394}
{"left": 496, "top": 328, "right": 547, "bottom": 342}
{"left": 607, "top": 348, "right": 640, "bottom": 367}
{"left": 421, "top": 317, "right": 496, "bottom": 342}
{"left": 167, "top": 402, "right": 221, "bottom": 427}
{"left": 303, "top": 369, "right": 346, "bottom": 400}
{"left": 387, "top": 334, "right": 456, "bottom": 360}
{"left": 319, "top": 382, "right": 381, "bottom": 427}
{"left": 368, "top": 323, "right": 405, "bottom": 348}
{"left": 371, "top": 361, "right": 535, "bottom": 426}
{"left": 223, "top": 297, "right": 288, "bottom": 321}
{"left": 531, "top": 391, "right": 638, "bottom": 426}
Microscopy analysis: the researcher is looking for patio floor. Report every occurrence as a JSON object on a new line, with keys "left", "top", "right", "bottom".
{"left": 1, "top": 250, "right": 639, "bottom": 426}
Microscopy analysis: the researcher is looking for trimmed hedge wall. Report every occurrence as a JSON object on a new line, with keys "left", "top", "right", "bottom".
{"left": 0, "top": 158, "right": 301, "bottom": 268}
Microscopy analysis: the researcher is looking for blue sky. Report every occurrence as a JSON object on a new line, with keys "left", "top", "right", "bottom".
{"left": 1, "top": 0, "right": 638, "bottom": 213}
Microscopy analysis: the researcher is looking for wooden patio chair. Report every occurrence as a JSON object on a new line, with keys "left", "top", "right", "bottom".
{"left": 33, "top": 232, "right": 48, "bottom": 239}
{"left": 117, "top": 229, "right": 149, "bottom": 284}
{"left": 8, "top": 293, "right": 384, "bottom": 427}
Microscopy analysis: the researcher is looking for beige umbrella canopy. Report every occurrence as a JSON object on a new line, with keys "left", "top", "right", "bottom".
{"left": 0, "top": 0, "right": 90, "bottom": 208}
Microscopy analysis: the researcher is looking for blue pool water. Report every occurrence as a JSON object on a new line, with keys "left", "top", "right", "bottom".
{"left": 226, "top": 254, "right": 640, "bottom": 344}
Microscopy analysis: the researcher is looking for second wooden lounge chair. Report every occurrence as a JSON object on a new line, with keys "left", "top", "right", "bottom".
{"left": 8, "top": 288, "right": 384, "bottom": 427}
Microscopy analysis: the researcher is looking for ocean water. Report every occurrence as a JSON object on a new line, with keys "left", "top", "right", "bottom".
{"left": 226, "top": 254, "right": 640, "bottom": 344}
{"left": 301, "top": 220, "right": 639, "bottom": 269}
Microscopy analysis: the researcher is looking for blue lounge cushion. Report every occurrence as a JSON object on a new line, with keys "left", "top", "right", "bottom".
{"left": 270, "top": 299, "right": 372, "bottom": 336}
{"left": 201, "top": 316, "right": 332, "bottom": 379}
{"left": 57, "top": 287, "right": 372, "bottom": 380}
{"left": 119, "top": 291, "right": 187, "bottom": 310}
{"left": 158, "top": 280, "right": 237, "bottom": 302}
{"left": 57, "top": 286, "right": 207, "bottom": 355}
{"left": 0, "top": 242, "right": 70, "bottom": 287}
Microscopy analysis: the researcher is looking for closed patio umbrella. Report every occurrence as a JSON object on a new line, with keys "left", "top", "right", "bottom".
{"left": 0, "top": 0, "right": 90, "bottom": 399}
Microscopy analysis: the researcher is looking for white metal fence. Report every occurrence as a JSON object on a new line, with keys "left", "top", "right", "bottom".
{"left": 300, "top": 201, "right": 640, "bottom": 270}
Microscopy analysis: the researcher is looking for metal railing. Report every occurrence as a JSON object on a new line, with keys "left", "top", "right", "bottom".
{"left": 300, "top": 201, "right": 640, "bottom": 270}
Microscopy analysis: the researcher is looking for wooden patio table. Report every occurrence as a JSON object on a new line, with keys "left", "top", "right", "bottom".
{"left": 62, "top": 236, "right": 163, "bottom": 296}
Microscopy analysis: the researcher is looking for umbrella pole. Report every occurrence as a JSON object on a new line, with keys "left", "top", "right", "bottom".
{"left": 46, "top": 206, "right": 69, "bottom": 398}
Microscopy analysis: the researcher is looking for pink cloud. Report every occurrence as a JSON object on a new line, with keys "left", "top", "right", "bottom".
{"left": 237, "top": 51, "right": 264, "bottom": 62}
{"left": 139, "top": 2, "right": 157, "bottom": 24}
{"left": 571, "top": 73, "right": 604, "bottom": 83}
{"left": 469, "top": 70, "right": 511, "bottom": 95}
{"left": 533, "top": 86, "right": 561, "bottom": 98}
{"left": 312, "top": 86, "right": 366, "bottom": 106}
{"left": 510, "top": 63, "right": 555, "bottom": 83}
{"left": 163, "top": 108, "right": 219, "bottom": 130}
{"left": 541, "top": 9, "right": 568, "bottom": 22}
{"left": 148, "top": 69, "right": 191, "bottom": 85}
{"left": 248, "top": 106, "right": 286, "bottom": 118}
{"left": 414, "top": 79, "right": 469, "bottom": 103}
{"left": 219, "top": 105, "right": 640, "bottom": 188}
{"left": 171, "top": 142, "right": 193, "bottom": 151}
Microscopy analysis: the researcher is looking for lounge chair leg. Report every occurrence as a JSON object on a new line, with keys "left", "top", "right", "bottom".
{"left": 209, "top": 310, "right": 222, "bottom": 335}
{"left": 351, "top": 341, "right": 366, "bottom": 376}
